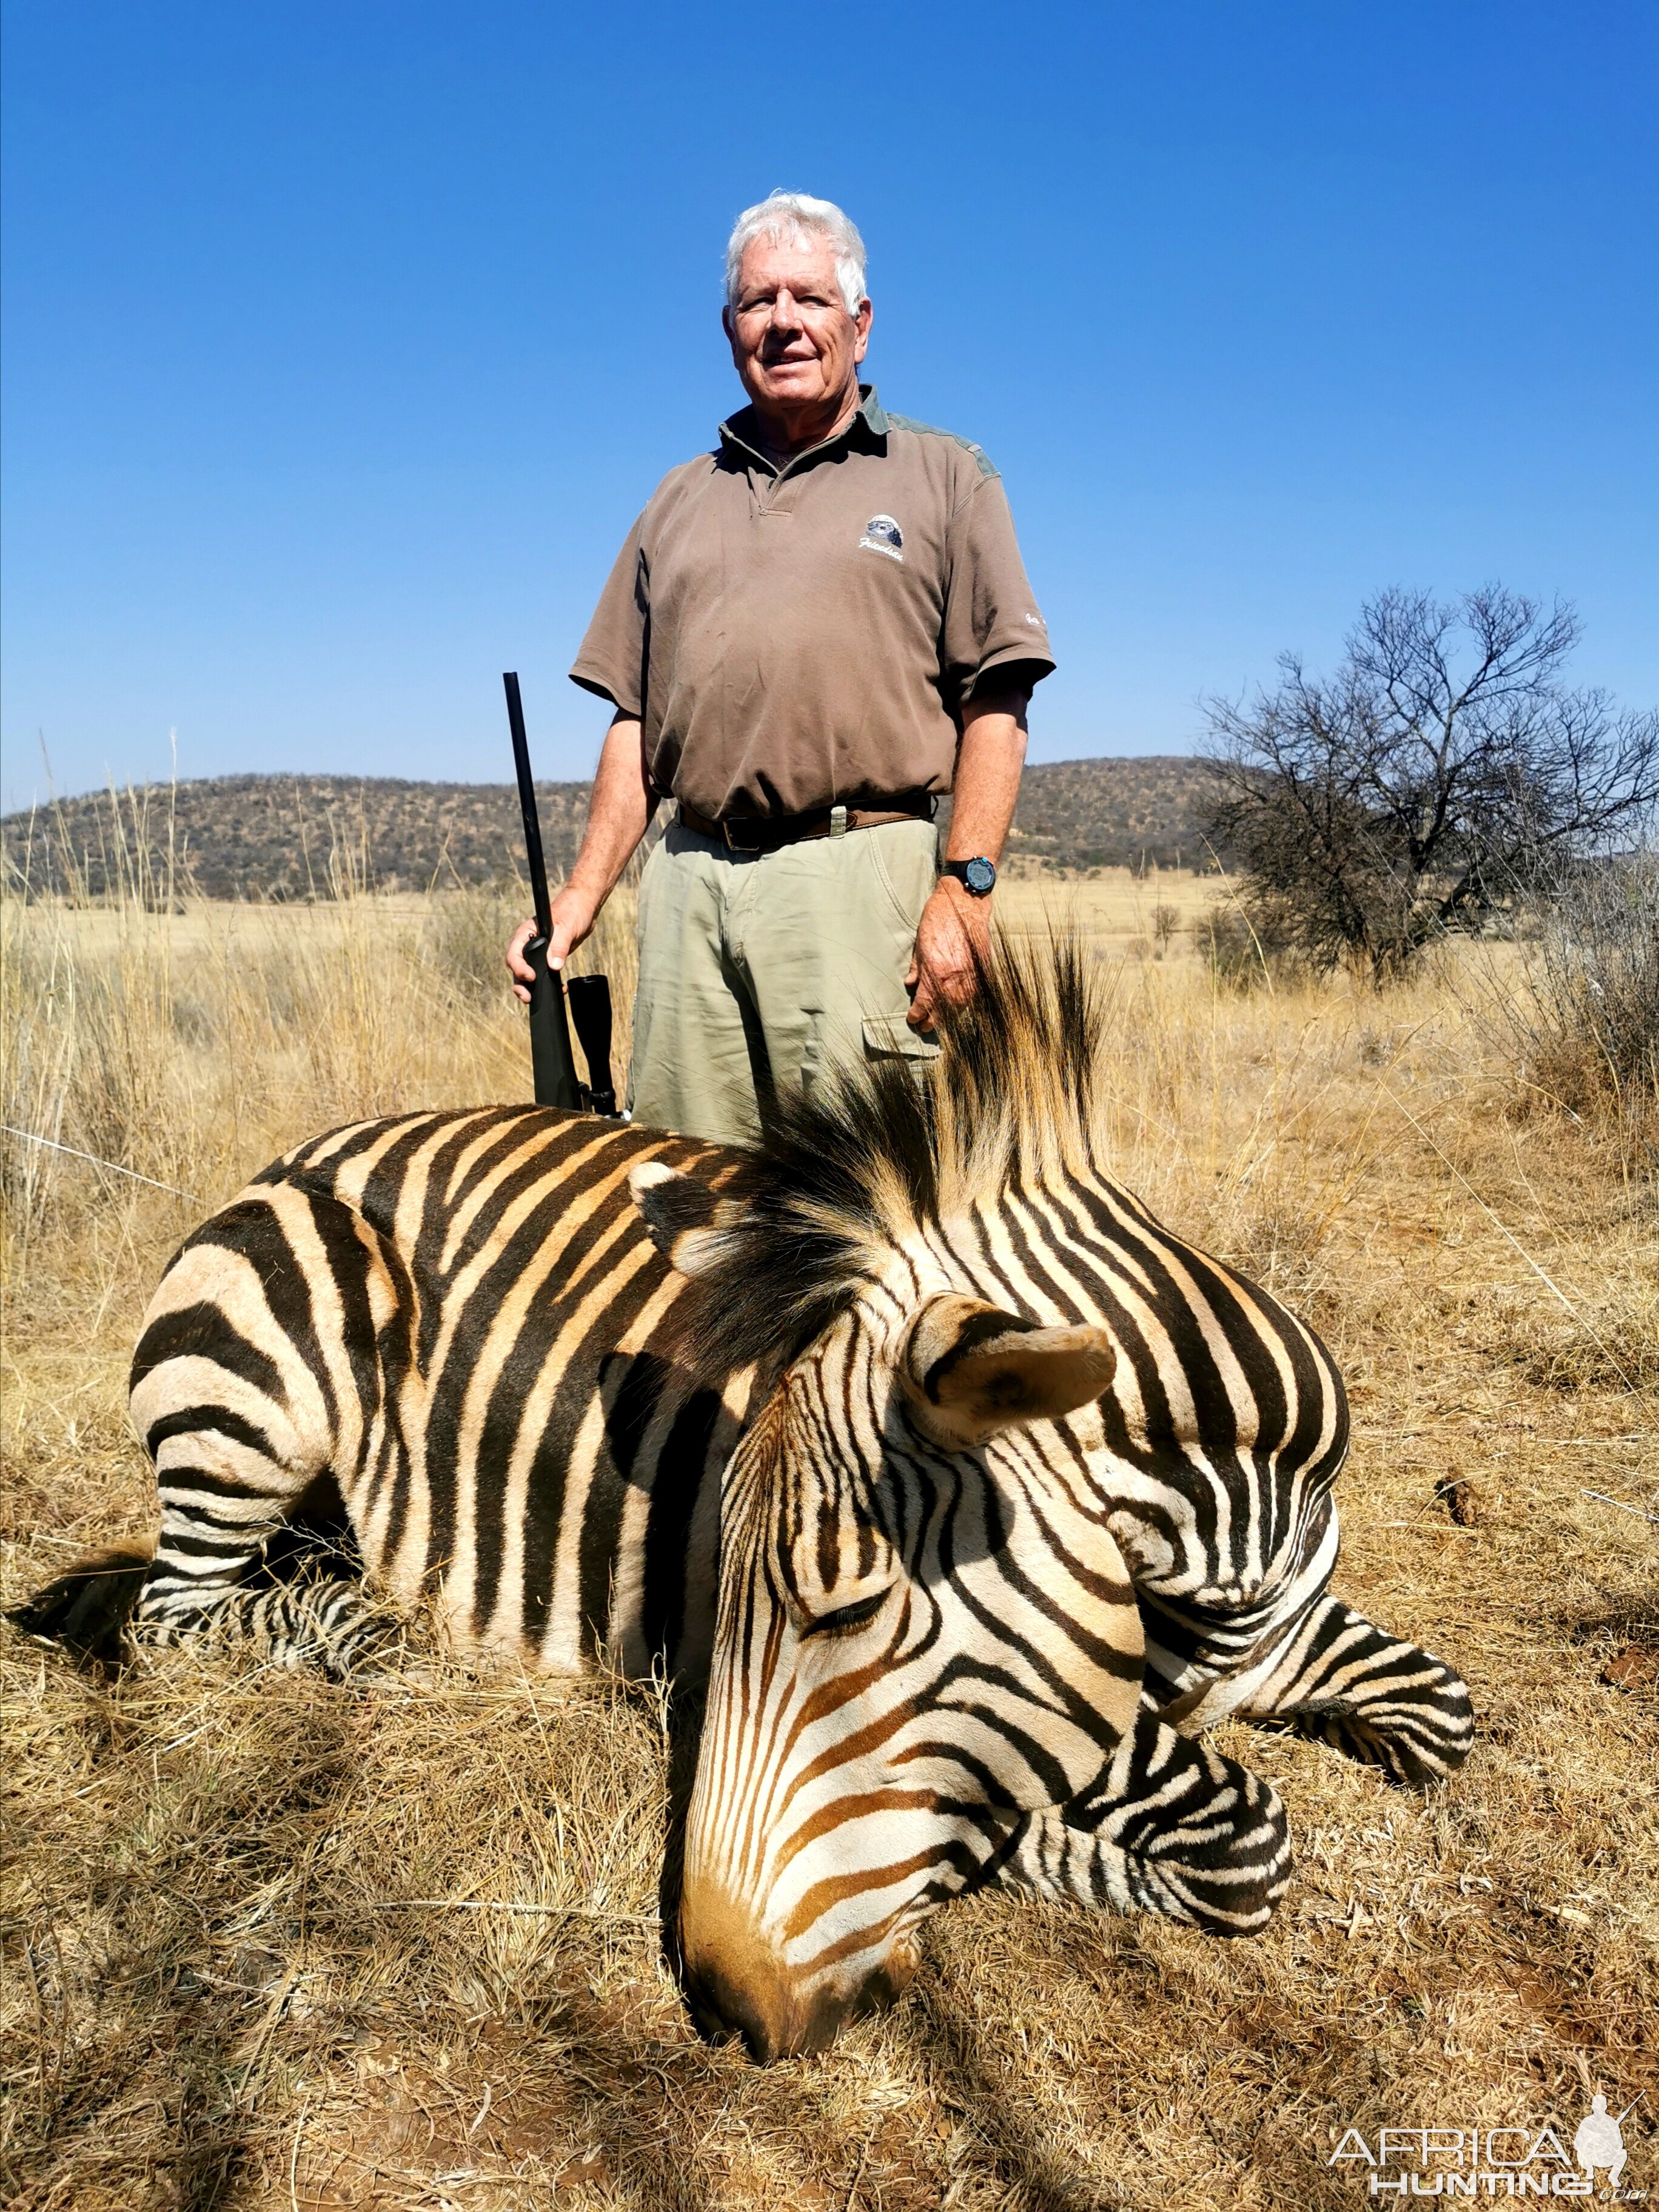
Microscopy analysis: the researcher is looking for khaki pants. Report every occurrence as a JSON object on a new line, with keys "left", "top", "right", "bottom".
{"left": 628, "top": 816, "right": 941, "bottom": 1146}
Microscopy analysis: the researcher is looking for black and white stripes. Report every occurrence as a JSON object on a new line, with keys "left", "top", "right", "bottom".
{"left": 636, "top": 941, "right": 1471, "bottom": 2051}
{"left": 12, "top": 937, "right": 1473, "bottom": 2062}
{"left": 121, "top": 1108, "right": 746, "bottom": 1681}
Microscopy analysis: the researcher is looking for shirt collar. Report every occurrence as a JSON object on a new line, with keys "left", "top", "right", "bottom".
{"left": 719, "top": 383, "right": 887, "bottom": 474}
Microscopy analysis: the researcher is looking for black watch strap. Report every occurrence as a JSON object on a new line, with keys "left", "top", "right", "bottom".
{"left": 943, "top": 856, "right": 997, "bottom": 897}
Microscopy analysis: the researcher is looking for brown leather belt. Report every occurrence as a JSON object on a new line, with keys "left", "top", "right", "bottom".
{"left": 677, "top": 793, "right": 936, "bottom": 852}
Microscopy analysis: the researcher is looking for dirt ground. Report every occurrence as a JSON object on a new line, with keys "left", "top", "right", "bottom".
{"left": 2, "top": 875, "right": 1655, "bottom": 2210}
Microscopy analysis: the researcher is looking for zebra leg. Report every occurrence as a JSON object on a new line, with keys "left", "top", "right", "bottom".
{"left": 198, "top": 1561, "right": 406, "bottom": 1679}
{"left": 987, "top": 1707, "right": 1292, "bottom": 1936}
{"left": 138, "top": 1527, "right": 404, "bottom": 1681}
{"left": 134, "top": 1430, "right": 401, "bottom": 1679}
{"left": 1235, "top": 1595, "right": 1474, "bottom": 1789}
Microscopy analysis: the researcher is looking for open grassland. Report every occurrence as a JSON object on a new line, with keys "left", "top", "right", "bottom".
{"left": 2, "top": 873, "right": 1656, "bottom": 2211}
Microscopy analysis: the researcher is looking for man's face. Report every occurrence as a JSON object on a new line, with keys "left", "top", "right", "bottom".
{"left": 724, "top": 231, "right": 871, "bottom": 431}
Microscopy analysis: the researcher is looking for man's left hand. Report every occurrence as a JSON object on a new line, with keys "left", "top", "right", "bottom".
{"left": 905, "top": 877, "right": 992, "bottom": 1032}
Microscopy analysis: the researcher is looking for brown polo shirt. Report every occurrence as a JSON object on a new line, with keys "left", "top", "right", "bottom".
{"left": 569, "top": 386, "right": 1054, "bottom": 821}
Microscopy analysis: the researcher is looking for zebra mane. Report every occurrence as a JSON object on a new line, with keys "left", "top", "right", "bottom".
{"left": 669, "top": 933, "right": 1105, "bottom": 1379}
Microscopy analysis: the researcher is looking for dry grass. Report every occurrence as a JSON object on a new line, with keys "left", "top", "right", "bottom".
{"left": 3, "top": 870, "right": 1657, "bottom": 2210}
{"left": 1461, "top": 854, "right": 1659, "bottom": 1160}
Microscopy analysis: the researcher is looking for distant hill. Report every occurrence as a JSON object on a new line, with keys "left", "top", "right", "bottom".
{"left": 1, "top": 775, "right": 597, "bottom": 903}
{"left": 1, "top": 757, "right": 1214, "bottom": 901}
{"left": 1003, "top": 756, "right": 1213, "bottom": 873}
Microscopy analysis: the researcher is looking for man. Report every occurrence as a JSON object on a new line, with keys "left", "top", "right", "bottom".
{"left": 506, "top": 190, "right": 1053, "bottom": 1146}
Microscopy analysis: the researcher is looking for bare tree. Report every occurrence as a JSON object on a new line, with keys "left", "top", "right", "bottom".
{"left": 1199, "top": 587, "right": 1659, "bottom": 975}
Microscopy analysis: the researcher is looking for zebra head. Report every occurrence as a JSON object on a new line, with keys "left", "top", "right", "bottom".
{"left": 631, "top": 1159, "right": 1141, "bottom": 2060}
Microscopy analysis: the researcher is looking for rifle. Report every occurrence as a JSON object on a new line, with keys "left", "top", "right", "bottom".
{"left": 503, "top": 671, "right": 618, "bottom": 1115}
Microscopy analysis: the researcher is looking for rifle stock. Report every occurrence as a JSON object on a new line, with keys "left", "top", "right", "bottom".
{"left": 566, "top": 975, "right": 617, "bottom": 1115}
{"left": 503, "top": 671, "right": 609, "bottom": 1114}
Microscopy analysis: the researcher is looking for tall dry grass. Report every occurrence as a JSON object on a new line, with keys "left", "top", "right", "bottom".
{"left": 1465, "top": 853, "right": 1659, "bottom": 1161}
{"left": 1, "top": 863, "right": 634, "bottom": 1275}
{"left": 2, "top": 868, "right": 1655, "bottom": 2210}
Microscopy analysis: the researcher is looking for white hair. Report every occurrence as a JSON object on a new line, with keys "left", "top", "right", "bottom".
{"left": 724, "top": 191, "right": 867, "bottom": 315}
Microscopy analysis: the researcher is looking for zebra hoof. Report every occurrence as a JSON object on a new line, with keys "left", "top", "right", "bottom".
{"left": 6, "top": 1547, "right": 151, "bottom": 1667}
{"left": 1304, "top": 1692, "right": 1475, "bottom": 1790}
{"left": 1118, "top": 1745, "right": 1295, "bottom": 1937}
{"left": 1170, "top": 1780, "right": 1293, "bottom": 1937}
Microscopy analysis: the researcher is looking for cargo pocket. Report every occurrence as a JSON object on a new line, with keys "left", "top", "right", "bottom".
{"left": 862, "top": 1015, "right": 941, "bottom": 1064}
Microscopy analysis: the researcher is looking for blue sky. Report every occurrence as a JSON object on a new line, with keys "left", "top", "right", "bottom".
{"left": 2, "top": 0, "right": 1655, "bottom": 809}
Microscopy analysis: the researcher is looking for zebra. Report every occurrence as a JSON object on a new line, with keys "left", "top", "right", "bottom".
{"left": 12, "top": 938, "right": 1473, "bottom": 2061}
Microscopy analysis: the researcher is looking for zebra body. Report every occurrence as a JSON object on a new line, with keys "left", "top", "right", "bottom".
{"left": 14, "top": 943, "right": 1473, "bottom": 2060}
{"left": 126, "top": 1106, "right": 745, "bottom": 1680}
{"left": 133, "top": 1116, "right": 1339, "bottom": 1713}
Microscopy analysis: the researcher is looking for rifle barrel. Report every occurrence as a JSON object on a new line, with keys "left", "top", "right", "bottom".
{"left": 504, "top": 671, "right": 554, "bottom": 944}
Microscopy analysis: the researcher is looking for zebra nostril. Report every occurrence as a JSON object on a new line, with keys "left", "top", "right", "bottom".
{"left": 677, "top": 1888, "right": 921, "bottom": 2060}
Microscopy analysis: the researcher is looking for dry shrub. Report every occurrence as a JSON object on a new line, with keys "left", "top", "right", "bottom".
{"left": 1192, "top": 900, "right": 1305, "bottom": 995}
{"left": 4, "top": 875, "right": 1658, "bottom": 2209}
{"left": 1465, "top": 852, "right": 1659, "bottom": 1149}
{"left": 1525, "top": 853, "right": 1659, "bottom": 1127}
{"left": 1194, "top": 904, "right": 1267, "bottom": 992}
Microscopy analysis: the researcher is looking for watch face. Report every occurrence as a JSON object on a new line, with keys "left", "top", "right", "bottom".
{"left": 963, "top": 856, "right": 997, "bottom": 895}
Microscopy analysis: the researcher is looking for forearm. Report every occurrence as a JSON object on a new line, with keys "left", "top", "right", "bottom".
{"left": 565, "top": 716, "right": 652, "bottom": 912}
{"left": 946, "top": 694, "right": 1028, "bottom": 862}
{"left": 903, "top": 693, "right": 1028, "bottom": 1029}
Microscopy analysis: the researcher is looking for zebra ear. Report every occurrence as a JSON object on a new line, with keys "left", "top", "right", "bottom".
{"left": 628, "top": 1160, "right": 746, "bottom": 1279}
{"left": 900, "top": 1293, "right": 1116, "bottom": 1449}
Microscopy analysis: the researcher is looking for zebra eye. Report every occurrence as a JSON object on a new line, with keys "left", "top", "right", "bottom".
{"left": 802, "top": 1588, "right": 889, "bottom": 1639}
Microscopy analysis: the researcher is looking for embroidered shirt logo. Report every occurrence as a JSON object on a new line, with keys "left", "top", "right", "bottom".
{"left": 859, "top": 514, "right": 904, "bottom": 562}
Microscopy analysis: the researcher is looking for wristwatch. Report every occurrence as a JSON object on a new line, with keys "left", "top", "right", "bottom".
{"left": 942, "top": 856, "right": 997, "bottom": 897}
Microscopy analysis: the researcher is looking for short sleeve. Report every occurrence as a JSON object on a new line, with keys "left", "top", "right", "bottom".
{"left": 940, "top": 474, "right": 1056, "bottom": 710}
{"left": 569, "top": 513, "right": 649, "bottom": 717}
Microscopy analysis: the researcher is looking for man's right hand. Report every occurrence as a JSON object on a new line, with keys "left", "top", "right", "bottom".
{"left": 504, "top": 886, "right": 598, "bottom": 1005}
{"left": 504, "top": 713, "right": 651, "bottom": 1003}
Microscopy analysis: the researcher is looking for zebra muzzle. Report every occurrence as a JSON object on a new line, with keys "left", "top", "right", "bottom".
{"left": 679, "top": 1888, "right": 917, "bottom": 2062}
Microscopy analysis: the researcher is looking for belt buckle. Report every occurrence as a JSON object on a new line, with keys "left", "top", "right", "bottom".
{"left": 722, "top": 818, "right": 761, "bottom": 852}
